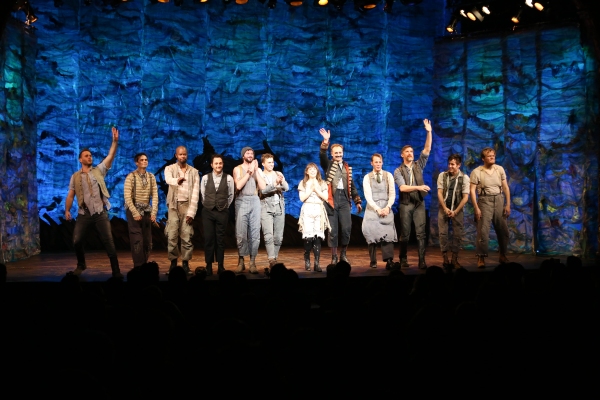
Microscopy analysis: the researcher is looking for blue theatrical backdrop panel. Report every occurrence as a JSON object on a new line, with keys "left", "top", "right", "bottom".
{"left": 1, "top": 22, "right": 39, "bottom": 261}
{"left": 432, "top": 26, "right": 598, "bottom": 257}
{"left": 33, "top": 0, "right": 443, "bottom": 225}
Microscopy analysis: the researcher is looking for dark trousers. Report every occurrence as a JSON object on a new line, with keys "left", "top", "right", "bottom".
{"left": 327, "top": 189, "right": 352, "bottom": 248}
{"left": 202, "top": 206, "right": 229, "bottom": 265}
{"left": 73, "top": 210, "right": 117, "bottom": 267}
{"left": 126, "top": 209, "right": 152, "bottom": 267}
{"left": 399, "top": 200, "right": 427, "bottom": 242}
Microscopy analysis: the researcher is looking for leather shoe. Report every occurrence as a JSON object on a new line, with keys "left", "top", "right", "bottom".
{"left": 370, "top": 262, "right": 377, "bottom": 269}
{"left": 206, "top": 265, "right": 213, "bottom": 276}
{"left": 217, "top": 264, "right": 225, "bottom": 274}
{"left": 499, "top": 254, "right": 509, "bottom": 264}
{"left": 400, "top": 258, "right": 409, "bottom": 269}
{"left": 477, "top": 256, "right": 486, "bottom": 268}
{"left": 385, "top": 259, "right": 393, "bottom": 271}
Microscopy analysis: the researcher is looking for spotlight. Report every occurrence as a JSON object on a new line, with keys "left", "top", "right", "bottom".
{"left": 466, "top": 10, "right": 476, "bottom": 21}
{"left": 354, "top": 0, "right": 377, "bottom": 12}
{"left": 446, "top": 17, "right": 458, "bottom": 33}
{"left": 481, "top": 5, "right": 490, "bottom": 15}
{"left": 525, "top": 0, "right": 533, "bottom": 7}
{"left": 237, "top": 0, "right": 249, "bottom": 4}
{"left": 267, "top": 0, "right": 276, "bottom": 8}
{"left": 459, "top": 9, "right": 467, "bottom": 18}
{"left": 383, "top": 0, "right": 392, "bottom": 13}
{"left": 533, "top": 1, "right": 544, "bottom": 11}
{"left": 511, "top": 9, "right": 523, "bottom": 23}
{"left": 314, "top": 0, "right": 328, "bottom": 6}
{"left": 13, "top": 1, "right": 38, "bottom": 24}
{"left": 157, "top": 0, "right": 170, "bottom": 3}
{"left": 286, "top": 0, "right": 303, "bottom": 6}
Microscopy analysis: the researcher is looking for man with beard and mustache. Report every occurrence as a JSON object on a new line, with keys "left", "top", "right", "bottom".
{"left": 165, "top": 146, "right": 200, "bottom": 275}
{"left": 394, "top": 119, "right": 433, "bottom": 270}
{"left": 65, "top": 126, "right": 122, "bottom": 279}
{"left": 234, "top": 147, "right": 261, "bottom": 274}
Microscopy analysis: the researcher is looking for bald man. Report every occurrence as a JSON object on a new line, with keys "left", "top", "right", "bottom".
{"left": 165, "top": 146, "right": 200, "bottom": 275}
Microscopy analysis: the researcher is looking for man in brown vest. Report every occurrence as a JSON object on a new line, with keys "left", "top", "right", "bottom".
{"left": 393, "top": 119, "right": 433, "bottom": 269}
{"left": 200, "top": 154, "right": 234, "bottom": 276}
{"left": 64, "top": 126, "right": 121, "bottom": 279}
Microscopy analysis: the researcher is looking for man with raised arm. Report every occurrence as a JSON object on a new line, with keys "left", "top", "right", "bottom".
{"left": 65, "top": 126, "right": 122, "bottom": 279}
{"left": 393, "top": 119, "right": 433, "bottom": 270}
{"left": 318, "top": 128, "right": 362, "bottom": 265}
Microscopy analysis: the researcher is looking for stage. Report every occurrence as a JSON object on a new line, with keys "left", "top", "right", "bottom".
{"left": 3, "top": 245, "right": 593, "bottom": 282}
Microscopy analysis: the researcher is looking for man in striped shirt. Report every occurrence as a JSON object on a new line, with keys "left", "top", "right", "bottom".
{"left": 124, "top": 152, "right": 159, "bottom": 268}
{"left": 165, "top": 146, "right": 200, "bottom": 275}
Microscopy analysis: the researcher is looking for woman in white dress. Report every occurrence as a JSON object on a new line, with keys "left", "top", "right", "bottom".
{"left": 298, "top": 163, "right": 331, "bottom": 272}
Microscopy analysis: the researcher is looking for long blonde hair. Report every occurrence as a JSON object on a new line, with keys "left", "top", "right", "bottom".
{"left": 301, "top": 163, "right": 323, "bottom": 188}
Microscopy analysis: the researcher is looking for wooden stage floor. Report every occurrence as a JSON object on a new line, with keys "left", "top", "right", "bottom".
{"left": 4, "top": 246, "right": 593, "bottom": 282}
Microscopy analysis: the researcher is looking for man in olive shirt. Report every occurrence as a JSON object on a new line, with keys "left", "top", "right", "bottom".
{"left": 470, "top": 147, "right": 511, "bottom": 268}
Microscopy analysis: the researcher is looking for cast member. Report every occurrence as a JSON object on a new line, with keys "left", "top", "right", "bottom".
{"left": 362, "top": 153, "right": 397, "bottom": 270}
{"left": 124, "top": 152, "right": 159, "bottom": 268}
{"left": 393, "top": 119, "right": 433, "bottom": 269}
{"left": 64, "top": 126, "right": 122, "bottom": 279}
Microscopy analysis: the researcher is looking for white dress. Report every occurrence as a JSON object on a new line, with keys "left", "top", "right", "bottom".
{"left": 298, "top": 180, "right": 331, "bottom": 239}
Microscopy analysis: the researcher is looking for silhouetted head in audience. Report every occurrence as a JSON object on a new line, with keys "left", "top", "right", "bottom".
{"left": 269, "top": 263, "right": 288, "bottom": 280}
{"left": 566, "top": 255, "right": 583, "bottom": 270}
{"left": 168, "top": 265, "right": 188, "bottom": 285}
{"left": 334, "top": 261, "right": 351, "bottom": 278}
{"left": 0, "top": 263, "right": 7, "bottom": 284}
{"left": 194, "top": 266, "right": 207, "bottom": 280}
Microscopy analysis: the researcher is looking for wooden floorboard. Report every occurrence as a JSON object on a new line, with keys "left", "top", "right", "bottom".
{"left": 4, "top": 246, "right": 594, "bottom": 282}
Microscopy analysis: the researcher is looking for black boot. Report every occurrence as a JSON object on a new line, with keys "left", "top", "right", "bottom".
{"left": 340, "top": 245, "right": 350, "bottom": 264}
{"left": 303, "top": 238, "right": 312, "bottom": 271}
{"left": 182, "top": 260, "right": 192, "bottom": 275}
{"left": 368, "top": 243, "right": 377, "bottom": 268}
{"left": 167, "top": 259, "right": 177, "bottom": 275}
{"left": 385, "top": 258, "right": 394, "bottom": 271}
{"left": 417, "top": 238, "right": 427, "bottom": 270}
{"left": 313, "top": 236, "right": 322, "bottom": 272}
{"left": 218, "top": 264, "right": 226, "bottom": 274}
{"left": 206, "top": 263, "right": 213, "bottom": 276}
{"left": 110, "top": 257, "right": 123, "bottom": 279}
{"left": 400, "top": 241, "right": 409, "bottom": 268}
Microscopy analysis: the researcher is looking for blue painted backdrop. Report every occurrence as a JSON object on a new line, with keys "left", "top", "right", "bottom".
{"left": 0, "top": 0, "right": 598, "bottom": 260}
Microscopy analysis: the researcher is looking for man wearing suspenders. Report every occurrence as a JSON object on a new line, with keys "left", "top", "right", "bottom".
{"left": 437, "top": 154, "right": 470, "bottom": 269}
{"left": 470, "top": 147, "right": 511, "bottom": 268}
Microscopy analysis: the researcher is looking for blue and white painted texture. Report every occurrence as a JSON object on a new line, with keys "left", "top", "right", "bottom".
{"left": 1, "top": 0, "right": 597, "bottom": 260}
{"left": 431, "top": 27, "right": 598, "bottom": 256}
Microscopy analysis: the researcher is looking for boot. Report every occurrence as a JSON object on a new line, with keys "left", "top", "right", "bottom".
{"left": 313, "top": 236, "right": 322, "bottom": 272}
{"left": 167, "top": 259, "right": 177, "bottom": 275}
{"left": 417, "top": 239, "right": 427, "bottom": 270}
{"left": 400, "top": 241, "right": 409, "bottom": 268}
{"left": 499, "top": 254, "right": 509, "bottom": 264}
{"left": 236, "top": 256, "right": 245, "bottom": 273}
{"left": 70, "top": 264, "right": 86, "bottom": 276}
{"left": 303, "top": 238, "right": 312, "bottom": 271}
{"left": 182, "top": 260, "right": 192, "bottom": 275}
{"left": 442, "top": 251, "right": 450, "bottom": 268}
{"left": 249, "top": 255, "right": 258, "bottom": 274}
{"left": 385, "top": 258, "right": 394, "bottom": 271}
{"left": 368, "top": 243, "right": 377, "bottom": 268}
{"left": 477, "top": 256, "right": 486, "bottom": 268}
{"left": 110, "top": 257, "right": 123, "bottom": 279}
{"left": 206, "top": 263, "right": 213, "bottom": 276}
{"left": 217, "top": 264, "right": 226, "bottom": 274}
{"left": 340, "top": 245, "right": 350, "bottom": 264}
{"left": 269, "top": 258, "right": 277, "bottom": 268}
{"left": 451, "top": 252, "right": 462, "bottom": 269}
{"left": 331, "top": 247, "right": 338, "bottom": 265}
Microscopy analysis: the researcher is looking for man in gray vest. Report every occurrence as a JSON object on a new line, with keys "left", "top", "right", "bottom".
{"left": 200, "top": 154, "right": 234, "bottom": 276}
{"left": 437, "top": 153, "right": 470, "bottom": 269}
{"left": 393, "top": 119, "right": 433, "bottom": 269}
{"left": 65, "top": 126, "right": 122, "bottom": 279}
